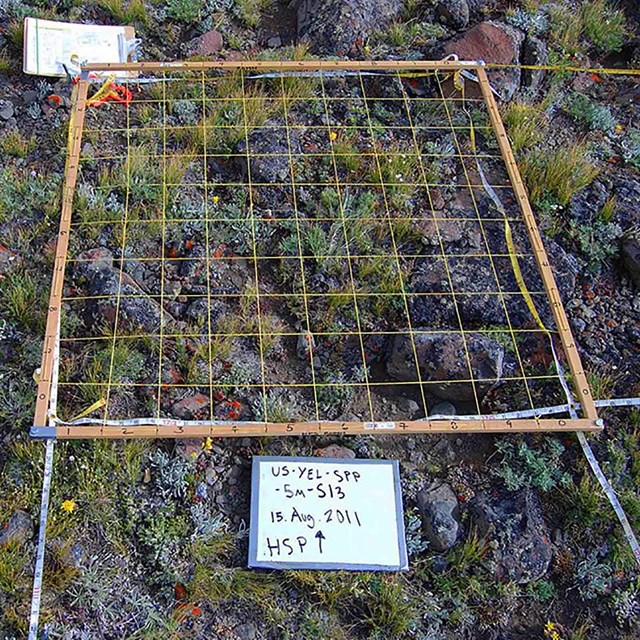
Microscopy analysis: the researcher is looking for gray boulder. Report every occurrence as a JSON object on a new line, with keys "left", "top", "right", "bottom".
{"left": 470, "top": 487, "right": 552, "bottom": 584}
{"left": 0, "top": 510, "right": 33, "bottom": 546}
{"left": 436, "top": 0, "right": 469, "bottom": 30}
{"left": 297, "top": 0, "right": 404, "bottom": 54}
{"left": 522, "top": 35, "right": 548, "bottom": 92}
{"left": 622, "top": 237, "right": 640, "bottom": 287}
{"left": 387, "top": 331, "right": 504, "bottom": 402}
{"left": 612, "top": 177, "right": 640, "bottom": 231}
{"left": 75, "top": 248, "right": 174, "bottom": 333}
{"left": 416, "top": 482, "right": 461, "bottom": 551}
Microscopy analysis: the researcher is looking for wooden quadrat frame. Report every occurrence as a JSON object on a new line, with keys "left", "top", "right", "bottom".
{"left": 31, "top": 59, "right": 601, "bottom": 439}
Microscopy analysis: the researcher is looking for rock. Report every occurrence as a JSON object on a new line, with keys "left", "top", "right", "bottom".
{"left": 234, "top": 622, "right": 258, "bottom": 639}
{"left": 176, "top": 438, "right": 203, "bottom": 459}
{"left": 521, "top": 35, "right": 548, "bottom": 92}
{"left": 470, "top": 488, "right": 552, "bottom": 584}
{"left": 409, "top": 236, "right": 579, "bottom": 325}
{"left": 236, "top": 120, "right": 300, "bottom": 183}
{"left": 0, "top": 510, "right": 33, "bottom": 546}
{"left": 416, "top": 482, "right": 461, "bottom": 552}
{"left": 185, "top": 30, "right": 223, "bottom": 57}
{"left": 317, "top": 444, "right": 356, "bottom": 459}
{"left": 172, "top": 394, "right": 210, "bottom": 420}
{"left": 0, "top": 99, "right": 15, "bottom": 120}
{"left": 431, "top": 555, "right": 449, "bottom": 573}
{"left": 612, "top": 177, "right": 640, "bottom": 231}
{"left": 267, "top": 35, "right": 282, "bottom": 48}
{"left": 442, "top": 22, "right": 524, "bottom": 101}
{"left": 436, "top": 0, "right": 469, "bottom": 30}
{"left": 397, "top": 396, "right": 420, "bottom": 416}
{"left": 432, "top": 438, "right": 456, "bottom": 463}
{"left": 568, "top": 181, "right": 608, "bottom": 225}
{"left": 387, "top": 331, "right": 504, "bottom": 403}
{"left": 75, "top": 248, "right": 173, "bottom": 333}
{"left": 431, "top": 401, "right": 457, "bottom": 416}
{"left": 23, "top": 90, "right": 38, "bottom": 105}
{"left": 297, "top": 0, "right": 404, "bottom": 54}
{"left": 622, "top": 237, "right": 640, "bottom": 287}
{"left": 184, "top": 298, "right": 228, "bottom": 328}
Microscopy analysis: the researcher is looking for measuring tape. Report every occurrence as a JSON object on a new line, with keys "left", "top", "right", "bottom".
{"left": 28, "top": 438, "right": 54, "bottom": 640}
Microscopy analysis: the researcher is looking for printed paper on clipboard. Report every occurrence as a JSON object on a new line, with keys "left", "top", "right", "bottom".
{"left": 23, "top": 18, "right": 137, "bottom": 78}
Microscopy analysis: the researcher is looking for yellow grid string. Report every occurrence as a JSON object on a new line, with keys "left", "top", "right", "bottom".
{"left": 278, "top": 73, "right": 323, "bottom": 423}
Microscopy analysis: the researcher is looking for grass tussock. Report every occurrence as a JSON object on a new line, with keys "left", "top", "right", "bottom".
{"left": 1, "top": 130, "right": 37, "bottom": 158}
{"left": 520, "top": 142, "right": 599, "bottom": 208}
{"left": 503, "top": 101, "right": 548, "bottom": 155}
{"left": 582, "top": 0, "right": 627, "bottom": 53}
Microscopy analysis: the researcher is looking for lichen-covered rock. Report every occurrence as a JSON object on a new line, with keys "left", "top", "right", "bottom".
{"left": 0, "top": 510, "right": 33, "bottom": 546}
{"left": 297, "top": 0, "right": 404, "bottom": 54}
{"left": 612, "top": 177, "right": 640, "bottom": 231}
{"left": 436, "top": 0, "right": 469, "bottom": 30}
{"left": 470, "top": 488, "right": 552, "bottom": 584}
{"left": 442, "top": 21, "right": 524, "bottom": 101}
{"left": 416, "top": 482, "right": 461, "bottom": 551}
{"left": 317, "top": 444, "right": 356, "bottom": 458}
{"left": 409, "top": 237, "right": 579, "bottom": 327}
{"left": 76, "top": 248, "right": 174, "bottom": 333}
{"left": 622, "top": 237, "right": 640, "bottom": 287}
{"left": 236, "top": 120, "right": 300, "bottom": 183}
{"left": 521, "top": 35, "right": 548, "bottom": 92}
{"left": 568, "top": 181, "right": 609, "bottom": 225}
{"left": 172, "top": 393, "right": 210, "bottom": 420}
{"left": 387, "top": 331, "right": 504, "bottom": 402}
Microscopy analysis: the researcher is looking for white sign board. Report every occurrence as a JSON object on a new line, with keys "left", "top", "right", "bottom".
{"left": 23, "top": 18, "right": 135, "bottom": 78}
{"left": 248, "top": 456, "right": 408, "bottom": 571}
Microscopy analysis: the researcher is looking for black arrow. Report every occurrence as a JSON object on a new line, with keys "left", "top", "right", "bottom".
{"left": 315, "top": 530, "right": 325, "bottom": 554}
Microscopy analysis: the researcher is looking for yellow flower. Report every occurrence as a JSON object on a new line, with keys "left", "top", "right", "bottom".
{"left": 202, "top": 437, "right": 213, "bottom": 452}
{"left": 615, "top": 124, "right": 623, "bottom": 132}
{"left": 212, "top": 195, "right": 220, "bottom": 204}
{"left": 61, "top": 499, "right": 75, "bottom": 513}
{"left": 329, "top": 131, "right": 337, "bottom": 141}
{"left": 364, "top": 45, "right": 371, "bottom": 55}
{"left": 544, "top": 621, "right": 561, "bottom": 640}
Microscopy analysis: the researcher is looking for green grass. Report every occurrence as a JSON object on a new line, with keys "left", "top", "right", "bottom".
{"left": 0, "top": 130, "right": 37, "bottom": 158}
{"left": 503, "top": 101, "right": 548, "bottom": 155}
{"left": 582, "top": 0, "right": 627, "bottom": 53}
{"left": 380, "top": 20, "right": 448, "bottom": 49}
{"left": 182, "top": 73, "right": 277, "bottom": 153}
{"left": 189, "top": 566, "right": 279, "bottom": 602}
{"left": 237, "top": 0, "right": 271, "bottom": 28}
{"left": 5, "top": 20, "right": 24, "bottom": 51}
{"left": 0, "top": 53, "right": 14, "bottom": 74}
{"left": 520, "top": 142, "right": 599, "bottom": 208}
{"left": 369, "top": 143, "right": 419, "bottom": 209}
{"left": 166, "top": 0, "right": 204, "bottom": 23}
{"left": 0, "top": 270, "right": 47, "bottom": 333}
{"left": 548, "top": 3, "right": 584, "bottom": 54}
